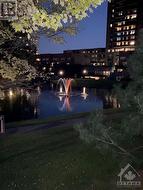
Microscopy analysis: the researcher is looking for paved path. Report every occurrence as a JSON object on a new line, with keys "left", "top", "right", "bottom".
{"left": 0, "top": 116, "right": 88, "bottom": 136}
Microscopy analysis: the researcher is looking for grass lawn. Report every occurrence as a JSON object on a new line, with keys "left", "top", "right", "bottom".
{"left": 0, "top": 125, "right": 121, "bottom": 190}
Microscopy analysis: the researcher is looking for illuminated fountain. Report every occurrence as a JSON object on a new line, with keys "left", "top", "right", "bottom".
{"left": 57, "top": 78, "right": 73, "bottom": 96}
{"left": 81, "top": 87, "right": 88, "bottom": 100}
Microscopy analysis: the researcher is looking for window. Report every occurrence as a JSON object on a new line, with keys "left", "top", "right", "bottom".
{"left": 130, "top": 36, "right": 135, "bottom": 40}
{"left": 117, "top": 27, "right": 122, "bottom": 31}
{"left": 116, "top": 42, "right": 121, "bottom": 46}
{"left": 130, "top": 30, "right": 135, "bottom": 35}
{"left": 131, "top": 14, "right": 137, "bottom": 19}
{"left": 130, "top": 41, "right": 135, "bottom": 46}
{"left": 117, "top": 32, "right": 121, "bottom": 36}
{"left": 117, "top": 37, "right": 121, "bottom": 41}
{"left": 131, "top": 25, "right": 136, "bottom": 29}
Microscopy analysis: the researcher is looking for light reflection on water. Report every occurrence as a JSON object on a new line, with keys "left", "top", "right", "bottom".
{"left": 0, "top": 87, "right": 120, "bottom": 122}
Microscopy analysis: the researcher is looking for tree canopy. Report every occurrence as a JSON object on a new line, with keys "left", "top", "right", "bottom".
{"left": 12, "top": 0, "right": 106, "bottom": 36}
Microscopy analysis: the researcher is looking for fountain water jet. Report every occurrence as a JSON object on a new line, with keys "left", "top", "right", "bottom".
{"left": 57, "top": 78, "right": 73, "bottom": 96}
{"left": 81, "top": 87, "right": 88, "bottom": 100}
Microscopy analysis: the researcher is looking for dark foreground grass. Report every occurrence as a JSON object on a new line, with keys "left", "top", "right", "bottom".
{"left": 0, "top": 125, "right": 122, "bottom": 190}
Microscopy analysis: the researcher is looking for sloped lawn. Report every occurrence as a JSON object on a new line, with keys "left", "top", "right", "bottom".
{"left": 0, "top": 125, "right": 120, "bottom": 190}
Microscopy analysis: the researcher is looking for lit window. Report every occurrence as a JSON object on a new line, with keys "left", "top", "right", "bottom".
{"left": 130, "top": 36, "right": 135, "bottom": 40}
{"left": 117, "top": 37, "right": 121, "bottom": 41}
{"left": 133, "top": 9, "right": 137, "bottom": 13}
{"left": 117, "top": 27, "right": 122, "bottom": 31}
{"left": 117, "top": 42, "right": 121, "bottom": 46}
{"left": 131, "top": 25, "right": 136, "bottom": 29}
{"left": 117, "top": 32, "right": 121, "bottom": 36}
{"left": 126, "top": 26, "right": 129, "bottom": 30}
{"left": 110, "top": 24, "right": 113, "bottom": 27}
{"left": 118, "top": 11, "right": 123, "bottom": 16}
{"left": 131, "top": 14, "right": 137, "bottom": 19}
{"left": 117, "top": 22, "right": 122, "bottom": 26}
{"left": 125, "top": 48, "right": 135, "bottom": 52}
{"left": 36, "top": 58, "right": 40, "bottom": 62}
{"left": 130, "top": 41, "right": 135, "bottom": 46}
{"left": 130, "top": 30, "right": 135, "bottom": 35}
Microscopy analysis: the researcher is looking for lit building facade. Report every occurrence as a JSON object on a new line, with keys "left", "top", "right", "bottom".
{"left": 106, "top": 0, "right": 143, "bottom": 81}
{"left": 35, "top": 48, "right": 112, "bottom": 79}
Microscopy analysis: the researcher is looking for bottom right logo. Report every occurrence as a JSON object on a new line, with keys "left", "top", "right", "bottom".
{"left": 117, "top": 163, "right": 142, "bottom": 188}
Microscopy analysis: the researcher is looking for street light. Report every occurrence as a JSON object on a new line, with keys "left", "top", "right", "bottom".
{"left": 82, "top": 69, "right": 88, "bottom": 75}
{"left": 59, "top": 70, "right": 64, "bottom": 76}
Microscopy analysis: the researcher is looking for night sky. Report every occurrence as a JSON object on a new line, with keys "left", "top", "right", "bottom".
{"left": 39, "top": 1, "right": 108, "bottom": 54}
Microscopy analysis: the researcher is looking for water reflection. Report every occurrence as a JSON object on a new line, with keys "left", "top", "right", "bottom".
{"left": 59, "top": 96, "right": 72, "bottom": 112}
{"left": 0, "top": 86, "right": 121, "bottom": 122}
{"left": 105, "top": 95, "right": 121, "bottom": 109}
{"left": 0, "top": 87, "right": 40, "bottom": 122}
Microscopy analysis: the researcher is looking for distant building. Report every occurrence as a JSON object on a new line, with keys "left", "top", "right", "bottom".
{"left": 106, "top": 0, "right": 143, "bottom": 80}
{"left": 35, "top": 48, "right": 111, "bottom": 79}
{"left": 64, "top": 48, "right": 106, "bottom": 66}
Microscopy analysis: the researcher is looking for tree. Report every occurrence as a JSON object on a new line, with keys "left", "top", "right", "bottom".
{"left": 11, "top": 0, "right": 106, "bottom": 36}
{"left": 0, "top": 21, "right": 37, "bottom": 83}
{"left": 0, "top": 57, "right": 36, "bottom": 82}
{"left": 75, "top": 30, "right": 143, "bottom": 163}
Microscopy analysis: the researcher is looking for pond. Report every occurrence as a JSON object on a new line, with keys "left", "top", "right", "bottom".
{"left": 0, "top": 86, "right": 120, "bottom": 123}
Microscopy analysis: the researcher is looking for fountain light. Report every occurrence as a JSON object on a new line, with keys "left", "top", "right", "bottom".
{"left": 81, "top": 87, "right": 88, "bottom": 100}
{"left": 59, "top": 86, "right": 63, "bottom": 93}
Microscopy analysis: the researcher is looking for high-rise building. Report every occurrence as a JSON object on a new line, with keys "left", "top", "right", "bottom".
{"left": 106, "top": 0, "right": 143, "bottom": 69}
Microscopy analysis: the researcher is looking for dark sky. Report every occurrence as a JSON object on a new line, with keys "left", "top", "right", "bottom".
{"left": 39, "top": 1, "right": 108, "bottom": 54}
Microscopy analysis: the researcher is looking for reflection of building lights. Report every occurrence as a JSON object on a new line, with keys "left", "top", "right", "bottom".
{"left": 37, "top": 86, "right": 41, "bottom": 95}
{"left": 43, "top": 67, "right": 46, "bottom": 71}
{"left": 20, "top": 89, "right": 24, "bottom": 96}
{"left": 26, "top": 91, "right": 31, "bottom": 99}
{"left": 9, "top": 89, "right": 13, "bottom": 97}
{"left": 59, "top": 70, "right": 64, "bottom": 76}
{"left": 83, "top": 69, "right": 88, "bottom": 75}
